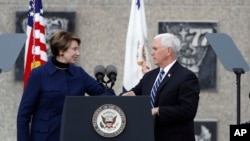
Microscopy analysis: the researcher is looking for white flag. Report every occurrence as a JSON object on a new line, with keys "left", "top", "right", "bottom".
{"left": 123, "top": 0, "right": 151, "bottom": 91}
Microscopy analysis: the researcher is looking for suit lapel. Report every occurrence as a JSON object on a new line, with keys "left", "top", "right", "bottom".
{"left": 155, "top": 62, "right": 180, "bottom": 101}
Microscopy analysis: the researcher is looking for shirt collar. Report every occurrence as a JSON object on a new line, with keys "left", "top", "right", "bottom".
{"left": 161, "top": 60, "right": 177, "bottom": 74}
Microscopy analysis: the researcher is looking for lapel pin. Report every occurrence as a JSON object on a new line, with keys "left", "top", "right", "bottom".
{"left": 168, "top": 73, "right": 171, "bottom": 77}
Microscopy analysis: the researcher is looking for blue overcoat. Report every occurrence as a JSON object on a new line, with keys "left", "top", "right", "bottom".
{"left": 17, "top": 59, "right": 108, "bottom": 141}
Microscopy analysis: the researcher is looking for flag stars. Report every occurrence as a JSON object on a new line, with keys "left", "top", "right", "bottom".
{"left": 40, "top": 9, "right": 43, "bottom": 14}
{"left": 29, "top": 6, "right": 33, "bottom": 12}
{"left": 30, "top": 11, "right": 34, "bottom": 17}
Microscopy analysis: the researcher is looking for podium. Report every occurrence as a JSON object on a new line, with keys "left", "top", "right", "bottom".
{"left": 60, "top": 96, "right": 154, "bottom": 141}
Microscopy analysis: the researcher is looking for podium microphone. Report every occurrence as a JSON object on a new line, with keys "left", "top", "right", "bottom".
{"left": 106, "top": 65, "right": 117, "bottom": 88}
{"left": 94, "top": 65, "right": 106, "bottom": 83}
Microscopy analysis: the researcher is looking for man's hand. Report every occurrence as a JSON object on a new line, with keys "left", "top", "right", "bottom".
{"left": 152, "top": 107, "right": 159, "bottom": 116}
{"left": 121, "top": 91, "right": 136, "bottom": 96}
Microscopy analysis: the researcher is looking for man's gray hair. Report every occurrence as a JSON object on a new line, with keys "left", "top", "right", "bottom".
{"left": 154, "top": 33, "right": 181, "bottom": 56}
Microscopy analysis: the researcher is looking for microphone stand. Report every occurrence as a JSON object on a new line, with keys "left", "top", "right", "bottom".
{"left": 233, "top": 68, "right": 244, "bottom": 125}
{"left": 110, "top": 81, "right": 115, "bottom": 89}
{"left": 99, "top": 80, "right": 115, "bottom": 96}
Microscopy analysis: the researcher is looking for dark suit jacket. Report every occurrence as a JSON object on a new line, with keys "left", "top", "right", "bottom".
{"left": 132, "top": 61, "right": 200, "bottom": 141}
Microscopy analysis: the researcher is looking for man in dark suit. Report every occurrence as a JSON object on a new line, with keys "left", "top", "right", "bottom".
{"left": 122, "top": 33, "right": 200, "bottom": 141}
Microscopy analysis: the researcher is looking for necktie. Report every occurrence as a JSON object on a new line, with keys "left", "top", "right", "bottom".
{"left": 150, "top": 70, "right": 165, "bottom": 108}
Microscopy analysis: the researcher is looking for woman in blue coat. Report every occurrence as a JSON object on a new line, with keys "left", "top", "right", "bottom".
{"left": 17, "top": 30, "right": 113, "bottom": 141}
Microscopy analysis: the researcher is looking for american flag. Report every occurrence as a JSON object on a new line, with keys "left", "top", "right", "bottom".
{"left": 24, "top": 0, "right": 47, "bottom": 87}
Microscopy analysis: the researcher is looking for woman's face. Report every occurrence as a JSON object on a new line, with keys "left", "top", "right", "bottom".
{"left": 58, "top": 40, "right": 80, "bottom": 64}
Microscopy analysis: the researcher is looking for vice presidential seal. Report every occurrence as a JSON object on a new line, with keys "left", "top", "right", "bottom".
{"left": 92, "top": 104, "right": 126, "bottom": 138}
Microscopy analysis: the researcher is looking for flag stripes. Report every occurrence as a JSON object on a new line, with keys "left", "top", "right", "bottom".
{"left": 24, "top": 0, "right": 47, "bottom": 87}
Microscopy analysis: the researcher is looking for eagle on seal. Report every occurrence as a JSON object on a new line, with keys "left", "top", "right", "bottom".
{"left": 101, "top": 115, "right": 117, "bottom": 128}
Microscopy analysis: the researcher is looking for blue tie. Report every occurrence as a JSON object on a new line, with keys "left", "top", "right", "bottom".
{"left": 150, "top": 70, "right": 165, "bottom": 108}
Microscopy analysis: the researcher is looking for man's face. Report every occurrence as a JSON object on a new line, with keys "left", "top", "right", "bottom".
{"left": 151, "top": 38, "right": 168, "bottom": 67}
